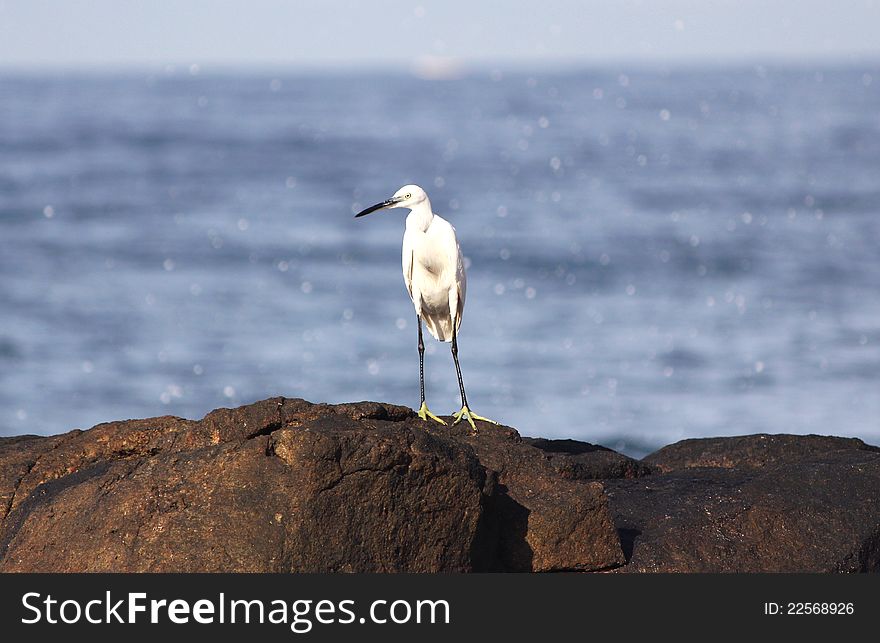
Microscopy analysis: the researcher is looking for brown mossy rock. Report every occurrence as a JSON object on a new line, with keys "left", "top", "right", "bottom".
{"left": 0, "top": 398, "right": 624, "bottom": 572}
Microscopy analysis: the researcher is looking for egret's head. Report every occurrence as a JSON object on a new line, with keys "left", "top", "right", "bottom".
{"left": 390, "top": 185, "right": 428, "bottom": 209}
{"left": 355, "top": 184, "right": 429, "bottom": 218}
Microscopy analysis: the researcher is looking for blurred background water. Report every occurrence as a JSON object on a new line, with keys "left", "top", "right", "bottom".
{"left": 1, "top": 65, "right": 878, "bottom": 456}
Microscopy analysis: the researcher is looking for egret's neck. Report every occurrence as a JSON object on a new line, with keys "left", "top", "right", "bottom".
{"left": 405, "top": 200, "right": 434, "bottom": 233}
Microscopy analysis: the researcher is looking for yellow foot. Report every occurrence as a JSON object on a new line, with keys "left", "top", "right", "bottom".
{"left": 451, "top": 405, "right": 499, "bottom": 430}
{"left": 417, "top": 402, "right": 447, "bottom": 425}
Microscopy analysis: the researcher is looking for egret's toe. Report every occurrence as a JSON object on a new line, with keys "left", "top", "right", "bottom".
{"left": 451, "top": 405, "right": 498, "bottom": 430}
{"left": 417, "top": 402, "right": 447, "bottom": 425}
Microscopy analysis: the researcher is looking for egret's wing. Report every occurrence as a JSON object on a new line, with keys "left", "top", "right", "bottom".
{"left": 451, "top": 226, "right": 467, "bottom": 327}
{"left": 402, "top": 230, "right": 415, "bottom": 302}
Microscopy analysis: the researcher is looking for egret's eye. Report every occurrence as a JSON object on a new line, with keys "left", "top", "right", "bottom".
{"left": 405, "top": 193, "right": 411, "bottom": 199}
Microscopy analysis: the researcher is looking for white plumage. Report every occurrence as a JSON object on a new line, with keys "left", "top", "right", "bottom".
{"left": 354, "top": 184, "right": 496, "bottom": 429}
{"left": 402, "top": 206, "right": 466, "bottom": 342}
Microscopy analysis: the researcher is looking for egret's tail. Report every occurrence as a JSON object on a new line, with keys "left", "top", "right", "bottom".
{"left": 422, "top": 313, "right": 459, "bottom": 342}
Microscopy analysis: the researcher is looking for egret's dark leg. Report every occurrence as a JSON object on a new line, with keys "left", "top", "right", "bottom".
{"left": 418, "top": 316, "right": 426, "bottom": 406}
{"left": 451, "top": 326, "right": 468, "bottom": 409}
{"left": 416, "top": 315, "right": 445, "bottom": 425}
{"left": 450, "top": 325, "right": 498, "bottom": 429}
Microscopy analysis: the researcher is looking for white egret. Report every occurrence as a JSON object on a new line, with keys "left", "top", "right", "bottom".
{"left": 355, "top": 184, "right": 497, "bottom": 429}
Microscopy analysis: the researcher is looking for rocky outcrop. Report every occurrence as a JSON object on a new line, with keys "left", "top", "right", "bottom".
{"left": 608, "top": 434, "right": 880, "bottom": 572}
{"left": 523, "top": 438, "right": 653, "bottom": 480}
{"left": 1, "top": 400, "right": 877, "bottom": 573}
{"left": 0, "top": 398, "right": 624, "bottom": 572}
{"left": 642, "top": 433, "right": 880, "bottom": 472}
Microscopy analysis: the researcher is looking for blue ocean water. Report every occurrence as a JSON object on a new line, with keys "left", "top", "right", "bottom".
{"left": 1, "top": 66, "right": 878, "bottom": 456}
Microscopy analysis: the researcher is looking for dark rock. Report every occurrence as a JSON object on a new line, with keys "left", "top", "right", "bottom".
{"left": 643, "top": 433, "right": 880, "bottom": 472}
{"left": 607, "top": 434, "right": 880, "bottom": 572}
{"left": 5, "top": 407, "right": 876, "bottom": 573}
{"left": 523, "top": 437, "right": 653, "bottom": 480}
{"left": 0, "top": 433, "right": 73, "bottom": 521}
{"left": 0, "top": 398, "right": 624, "bottom": 572}
{"left": 437, "top": 426, "right": 624, "bottom": 571}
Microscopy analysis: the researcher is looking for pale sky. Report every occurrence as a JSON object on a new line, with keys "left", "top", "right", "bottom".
{"left": 0, "top": 0, "right": 878, "bottom": 69}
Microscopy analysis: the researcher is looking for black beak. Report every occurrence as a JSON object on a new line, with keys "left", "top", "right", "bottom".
{"left": 354, "top": 197, "right": 400, "bottom": 218}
